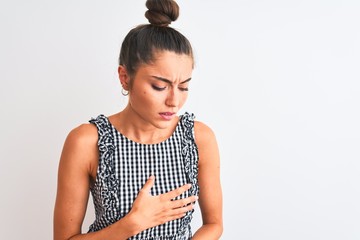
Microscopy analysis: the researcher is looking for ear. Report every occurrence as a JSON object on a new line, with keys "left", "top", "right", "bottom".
{"left": 118, "top": 65, "right": 130, "bottom": 91}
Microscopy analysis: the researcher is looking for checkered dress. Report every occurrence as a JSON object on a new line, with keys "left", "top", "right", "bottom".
{"left": 88, "top": 112, "right": 199, "bottom": 239}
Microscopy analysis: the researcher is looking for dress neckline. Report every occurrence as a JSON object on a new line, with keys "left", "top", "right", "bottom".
{"left": 103, "top": 114, "right": 182, "bottom": 146}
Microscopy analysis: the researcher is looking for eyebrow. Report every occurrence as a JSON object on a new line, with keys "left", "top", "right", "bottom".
{"left": 151, "top": 76, "right": 192, "bottom": 84}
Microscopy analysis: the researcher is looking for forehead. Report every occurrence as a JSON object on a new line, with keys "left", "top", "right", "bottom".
{"left": 137, "top": 51, "right": 193, "bottom": 80}
{"left": 151, "top": 50, "right": 193, "bottom": 66}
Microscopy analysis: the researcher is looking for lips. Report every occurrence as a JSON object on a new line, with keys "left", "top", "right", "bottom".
{"left": 160, "top": 112, "right": 174, "bottom": 116}
{"left": 159, "top": 112, "right": 175, "bottom": 120}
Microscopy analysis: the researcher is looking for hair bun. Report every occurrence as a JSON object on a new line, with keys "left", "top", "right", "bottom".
{"left": 145, "top": 0, "right": 179, "bottom": 27}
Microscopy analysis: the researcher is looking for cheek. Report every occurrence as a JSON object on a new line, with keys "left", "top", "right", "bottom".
{"left": 178, "top": 93, "right": 188, "bottom": 107}
{"left": 131, "top": 89, "right": 162, "bottom": 108}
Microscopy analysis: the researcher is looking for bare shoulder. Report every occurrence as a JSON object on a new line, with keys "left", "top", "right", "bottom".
{"left": 65, "top": 123, "right": 98, "bottom": 147}
{"left": 60, "top": 123, "right": 99, "bottom": 172}
{"left": 194, "top": 121, "right": 219, "bottom": 166}
{"left": 194, "top": 121, "right": 217, "bottom": 146}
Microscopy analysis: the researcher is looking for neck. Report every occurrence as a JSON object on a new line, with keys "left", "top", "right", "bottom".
{"left": 113, "top": 105, "right": 177, "bottom": 144}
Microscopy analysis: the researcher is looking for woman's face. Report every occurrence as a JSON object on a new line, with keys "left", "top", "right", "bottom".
{"left": 123, "top": 50, "right": 193, "bottom": 129}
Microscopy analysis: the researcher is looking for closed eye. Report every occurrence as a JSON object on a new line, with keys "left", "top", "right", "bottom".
{"left": 179, "top": 87, "right": 189, "bottom": 91}
{"left": 152, "top": 85, "right": 167, "bottom": 91}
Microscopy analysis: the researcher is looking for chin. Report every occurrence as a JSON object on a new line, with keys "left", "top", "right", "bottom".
{"left": 140, "top": 112, "right": 177, "bottom": 129}
{"left": 153, "top": 121, "right": 173, "bottom": 130}
{"left": 152, "top": 117, "right": 177, "bottom": 129}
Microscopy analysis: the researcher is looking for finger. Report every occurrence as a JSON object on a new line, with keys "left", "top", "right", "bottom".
{"left": 172, "top": 204, "right": 195, "bottom": 215}
{"left": 161, "top": 205, "right": 194, "bottom": 224}
{"left": 170, "top": 195, "right": 198, "bottom": 209}
{"left": 163, "top": 184, "right": 192, "bottom": 200}
{"left": 170, "top": 203, "right": 194, "bottom": 216}
{"left": 140, "top": 175, "right": 155, "bottom": 194}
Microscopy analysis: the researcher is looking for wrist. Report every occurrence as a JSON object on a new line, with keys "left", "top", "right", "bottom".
{"left": 121, "top": 211, "right": 143, "bottom": 236}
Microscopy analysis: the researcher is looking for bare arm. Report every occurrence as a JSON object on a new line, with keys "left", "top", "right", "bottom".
{"left": 53, "top": 124, "right": 137, "bottom": 240}
{"left": 53, "top": 124, "right": 198, "bottom": 240}
{"left": 192, "top": 122, "right": 223, "bottom": 240}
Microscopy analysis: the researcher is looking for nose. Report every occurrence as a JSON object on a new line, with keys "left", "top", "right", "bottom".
{"left": 165, "top": 88, "right": 179, "bottom": 107}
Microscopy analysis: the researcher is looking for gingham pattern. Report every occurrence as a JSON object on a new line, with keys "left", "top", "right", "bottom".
{"left": 88, "top": 113, "right": 199, "bottom": 239}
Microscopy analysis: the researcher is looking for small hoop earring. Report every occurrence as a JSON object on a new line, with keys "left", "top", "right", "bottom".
{"left": 121, "top": 88, "right": 129, "bottom": 96}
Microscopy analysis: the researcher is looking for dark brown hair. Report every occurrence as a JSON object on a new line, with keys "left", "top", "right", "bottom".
{"left": 119, "top": 0, "right": 193, "bottom": 79}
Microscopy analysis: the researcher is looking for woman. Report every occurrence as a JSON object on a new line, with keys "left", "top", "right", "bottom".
{"left": 53, "top": 0, "right": 222, "bottom": 239}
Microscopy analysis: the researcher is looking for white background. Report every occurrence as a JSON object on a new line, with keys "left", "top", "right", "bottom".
{"left": 1, "top": 0, "right": 360, "bottom": 239}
